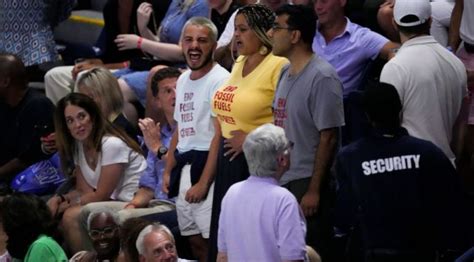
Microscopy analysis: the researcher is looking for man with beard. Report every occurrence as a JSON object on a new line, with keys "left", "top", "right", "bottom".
{"left": 162, "top": 17, "right": 229, "bottom": 262}
{"left": 71, "top": 209, "right": 121, "bottom": 261}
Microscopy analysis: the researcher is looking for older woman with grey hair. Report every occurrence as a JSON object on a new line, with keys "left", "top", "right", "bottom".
{"left": 217, "top": 123, "right": 307, "bottom": 262}
{"left": 242, "top": 123, "right": 291, "bottom": 179}
{"left": 70, "top": 208, "right": 121, "bottom": 262}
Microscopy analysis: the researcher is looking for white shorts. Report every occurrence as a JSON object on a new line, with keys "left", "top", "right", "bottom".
{"left": 176, "top": 164, "right": 214, "bottom": 238}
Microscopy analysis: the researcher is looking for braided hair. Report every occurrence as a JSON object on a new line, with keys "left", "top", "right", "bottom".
{"left": 237, "top": 4, "right": 275, "bottom": 51}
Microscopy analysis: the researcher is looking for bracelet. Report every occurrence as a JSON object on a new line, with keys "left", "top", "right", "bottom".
{"left": 137, "top": 37, "right": 143, "bottom": 50}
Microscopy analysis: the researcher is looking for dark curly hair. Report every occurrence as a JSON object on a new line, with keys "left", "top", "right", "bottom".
{"left": 0, "top": 193, "right": 55, "bottom": 259}
{"left": 237, "top": 4, "right": 276, "bottom": 51}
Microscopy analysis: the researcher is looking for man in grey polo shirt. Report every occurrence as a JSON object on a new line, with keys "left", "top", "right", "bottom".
{"left": 269, "top": 4, "right": 344, "bottom": 260}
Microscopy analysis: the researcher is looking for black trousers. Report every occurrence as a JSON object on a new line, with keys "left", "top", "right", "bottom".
{"left": 207, "top": 140, "right": 249, "bottom": 262}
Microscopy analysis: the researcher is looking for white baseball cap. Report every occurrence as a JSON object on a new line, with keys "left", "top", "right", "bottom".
{"left": 394, "top": 0, "right": 431, "bottom": 27}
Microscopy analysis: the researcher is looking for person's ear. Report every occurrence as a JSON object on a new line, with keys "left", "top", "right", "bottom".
{"left": 277, "top": 153, "right": 289, "bottom": 168}
{"left": 291, "top": 30, "right": 301, "bottom": 44}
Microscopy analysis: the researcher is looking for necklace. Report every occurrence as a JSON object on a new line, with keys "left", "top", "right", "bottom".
{"left": 84, "top": 145, "right": 98, "bottom": 169}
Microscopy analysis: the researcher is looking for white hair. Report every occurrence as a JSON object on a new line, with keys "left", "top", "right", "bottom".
{"left": 86, "top": 207, "right": 119, "bottom": 231}
{"left": 136, "top": 223, "right": 175, "bottom": 255}
{"left": 243, "top": 123, "right": 289, "bottom": 177}
{"left": 181, "top": 16, "right": 219, "bottom": 42}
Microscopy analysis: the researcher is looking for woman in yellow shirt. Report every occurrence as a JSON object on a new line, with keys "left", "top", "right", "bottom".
{"left": 208, "top": 4, "right": 288, "bottom": 259}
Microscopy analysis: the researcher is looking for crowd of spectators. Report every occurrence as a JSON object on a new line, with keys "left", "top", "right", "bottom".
{"left": 1, "top": 0, "right": 474, "bottom": 261}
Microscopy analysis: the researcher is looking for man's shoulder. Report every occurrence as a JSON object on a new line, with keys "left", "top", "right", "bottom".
{"left": 23, "top": 89, "right": 54, "bottom": 107}
{"left": 339, "top": 133, "right": 444, "bottom": 158}
{"left": 346, "top": 20, "right": 386, "bottom": 41}
{"left": 311, "top": 55, "right": 340, "bottom": 79}
{"left": 210, "top": 63, "right": 230, "bottom": 78}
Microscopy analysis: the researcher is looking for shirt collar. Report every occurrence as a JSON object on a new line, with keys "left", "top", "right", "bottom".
{"left": 370, "top": 127, "right": 409, "bottom": 139}
{"left": 316, "top": 17, "right": 356, "bottom": 43}
{"left": 248, "top": 175, "right": 279, "bottom": 185}
{"left": 161, "top": 124, "right": 176, "bottom": 138}
{"left": 401, "top": 35, "right": 438, "bottom": 49}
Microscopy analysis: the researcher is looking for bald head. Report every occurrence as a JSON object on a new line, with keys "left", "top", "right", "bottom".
{"left": 0, "top": 53, "right": 28, "bottom": 90}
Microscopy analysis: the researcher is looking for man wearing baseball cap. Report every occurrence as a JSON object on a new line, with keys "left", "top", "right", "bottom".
{"left": 380, "top": 0, "right": 467, "bottom": 164}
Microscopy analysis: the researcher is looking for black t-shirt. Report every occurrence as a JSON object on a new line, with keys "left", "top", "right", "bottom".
{"left": 0, "top": 89, "right": 55, "bottom": 179}
{"left": 100, "top": 0, "right": 172, "bottom": 63}
{"left": 211, "top": 2, "right": 241, "bottom": 38}
{"left": 112, "top": 113, "right": 139, "bottom": 143}
{"left": 335, "top": 128, "right": 468, "bottom": 252}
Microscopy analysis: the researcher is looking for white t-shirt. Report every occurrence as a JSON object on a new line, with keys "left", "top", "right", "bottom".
{"left": 217, "top": 10, "right": 237, "bottom": 49}
{"left": 75, "top": 136, "right": 146, "bottom": 201}
{"left": 174, "top": 64, "right": 229, "bottom": 152}
{"left": 380, "top": 36, "right": 467, "bottom": 162}
{"left": 460, "top": 0, "right": 474, "bottom": 45}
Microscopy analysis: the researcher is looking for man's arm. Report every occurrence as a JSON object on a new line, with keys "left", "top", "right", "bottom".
{"left": 217, "top": 252, "right": 228, "bottom": 262}
{"left": 468, "top": 69, "right": 474, "bottom": 86}
{"left": 0, "top": 158, "right": 28, "bottom": 181}
{"left": 301, "top": 128, "right": 338, "bottom": 217}
{"left": 125, "top": 187, "right": 155, "bottom": 208}
{"left": 449, "top": 0, "right": 464, "bottom": 50}
{"left": 185, "top": 117, "right": 222, "bottom": 203}
{"left": 162, "top": 128, "right": 179, "bottom": 194}
{"left": 379, "top": 41, "right": 400, "bottom": 60}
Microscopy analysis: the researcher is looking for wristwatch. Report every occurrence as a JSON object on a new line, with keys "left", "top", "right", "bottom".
{"left": 156, "top": 145, "right": 168, "bottom": 160}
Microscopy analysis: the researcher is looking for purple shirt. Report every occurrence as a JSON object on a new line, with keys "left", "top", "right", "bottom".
{"left": 139, "top": 124, "right": 175, "bottom": 200}
{"left": 312, "top": 18, "right": 388, "bottom": 95}
{"left": 218, "top": 176, "right": 306, "bottom": 261}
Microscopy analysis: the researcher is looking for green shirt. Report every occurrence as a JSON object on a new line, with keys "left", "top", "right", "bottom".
{"left": 24, "top": 235, "right": 67, "bottom": 262}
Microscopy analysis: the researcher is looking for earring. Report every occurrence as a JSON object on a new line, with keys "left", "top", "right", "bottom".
{"left": 259, "top": 45, "right": 269, "bottom": 56}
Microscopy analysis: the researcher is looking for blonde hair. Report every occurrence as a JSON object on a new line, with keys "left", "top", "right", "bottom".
{"left": 75, "top": 67, "right": 124, "bottom": 121}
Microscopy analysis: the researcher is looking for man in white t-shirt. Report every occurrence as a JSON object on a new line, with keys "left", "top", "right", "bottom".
{"left": 162, "top": 17, "right": 229, "bottom": 262}
{"left": 380, "top": 0, "right": 467, "bottom": 163}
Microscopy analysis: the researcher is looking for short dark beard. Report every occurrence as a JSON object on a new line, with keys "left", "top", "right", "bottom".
{"left": 186, "top": 50, "right": 214, "bottom": 71}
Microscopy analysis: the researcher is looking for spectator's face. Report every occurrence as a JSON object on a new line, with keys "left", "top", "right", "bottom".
{"left": 156, "top": 77, "right": 177, "bottom": 116}
{"left": 293, "top": 0, "right": 313, "bottom": 6}
{"left": 234, "top": 14, "right": 262, "bottom": 56}
{"left": 141, "top": 231, "right": 178, "bottom": 262}
{"left": 64, "top": 104, "right": 94, "bottom": 142}
{"left": 207, "top": 0, "right": 229, "bottom": 10}
{"left": 181, "top": 24, "right": 216, "bottom": 71}
{"left": 260, "top": 0, "right": 288, "bottom": 11}
{"left": 314, "top": 0, "right": 345, "bottom": 25}
{"left": 89, "top": 213, "right": 120, "bottom": 259}
{"left": 268, "top": 14, "right": 294, "bottom": 57}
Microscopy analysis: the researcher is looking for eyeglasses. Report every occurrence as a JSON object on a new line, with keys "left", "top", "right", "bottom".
{"left": 89, "top": 226, "right": 117, "bottom": 239}
{"left": 271, "top": 24, "right": 295, "bottom": 31}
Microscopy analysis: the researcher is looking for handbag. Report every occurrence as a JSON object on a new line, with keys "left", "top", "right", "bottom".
{"left": 11, "top": 153, "right": 66, "bottom": 195}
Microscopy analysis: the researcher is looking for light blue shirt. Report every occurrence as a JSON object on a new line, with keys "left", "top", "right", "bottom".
{"left": 139, "top": 124, "right": 175, "bottom": 200}
{"left": 159, "top": 0, "right": 209, "bottom": 44}
{"left": 312, "top": 18, "right": 388, "bottom": 95}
